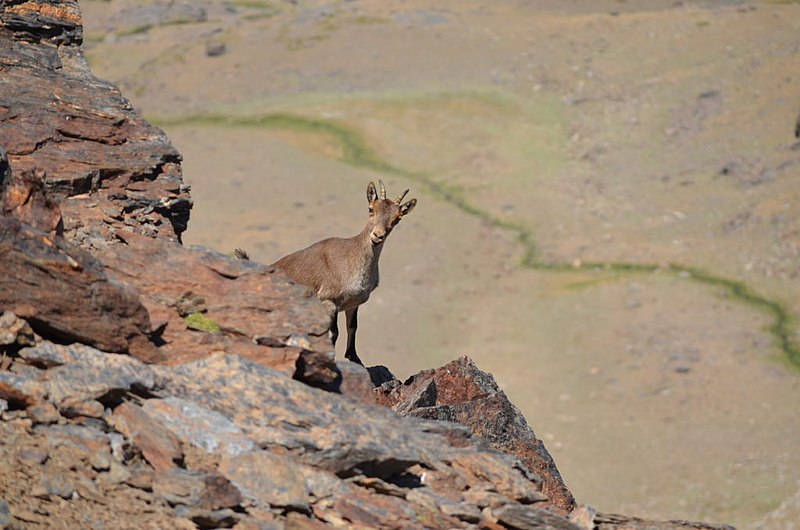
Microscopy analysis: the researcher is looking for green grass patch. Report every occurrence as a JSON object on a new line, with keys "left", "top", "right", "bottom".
{"left": 184, "top": 312, "right": 222, "bottom": 334}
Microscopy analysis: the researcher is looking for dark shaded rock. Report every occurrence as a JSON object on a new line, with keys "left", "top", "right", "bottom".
{"left": 205, "top": 41, "right": 226, "bottom": 57}
{"left": 141, "top": 396, "right": 255, "bottom": 457}
{"left": 377, "top": 356, "right": 575, "bottom": 513}
{"left": 0, "top": 218, "right": 158, "bottom": 361}
{"left": 113, "top": 402, "right": 183, "bottom": 472}
{"left": 219, "top": 451, "right": 310, "bottom": 511}
{"left": 367, "top": 364, "right": 396, "bottom": 387}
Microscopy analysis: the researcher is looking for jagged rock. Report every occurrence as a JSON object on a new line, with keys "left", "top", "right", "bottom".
{"left": 2, "top": 168, "right": 62, "bottom": 234}
{"left": 42, "top": 343, "right": 157, "bottom": 403}
{"left": 25, "top": 402, "right": 60, "bottom": 425}
{"left": 377, "top": 356, "right": 575, "bottom": 512}
{"left": 0, "top": 218, "right": 158, "bottom": 361}
{"left": 570, "top": 504, "right": 597, "bottom": 530}
{"left": 31, "top": 474, "right": 74, "bottom": 500}
{"left": 219, "top": 451, "right": 310, "bottom": 511}
{"left": 153, "top": 468, "right": 241, "bottom": 510}
{"left": 98, "top": 232, "right": 335, "bottom": 382}
{"left": 0, "top": 311, "right": 34, "bottom": 348}
{"left": 0, "top": 370, "right": 45, "bottom": 407}
{"left": 140, "top": 397, "right": 255, "bottom": 457}
{"left": 492, "top": 503, "right": 583, "bottom": 530}
{"left": 157, "top": 354, "right": 444, "bottom": 477}
{"left": 57, "top": 397, "right": 104, "bottom": 419}
{"left": 178, "top": 507, "right": 239, "bottom": 529}
{"left": 0, "top": 0, "right": 191, "bottom": 248}
{"left": 329, "top": 360, "right": 379, "bottom": 404}
{"left": 113, "top": 402, "right": 183, "bottom": 472}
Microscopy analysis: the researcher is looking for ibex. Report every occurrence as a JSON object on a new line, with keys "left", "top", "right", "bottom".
{"left": 237, "top": 180, "right": 416, "bottom": 365}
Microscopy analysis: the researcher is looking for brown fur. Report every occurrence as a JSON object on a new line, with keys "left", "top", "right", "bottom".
{"left": 273, "top": 181, "right": 416, "bottom": 365}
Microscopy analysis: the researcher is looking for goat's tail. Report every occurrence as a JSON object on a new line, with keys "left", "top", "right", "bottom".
{"left": 234, "top": 248, "right": 250, "bottom": 260}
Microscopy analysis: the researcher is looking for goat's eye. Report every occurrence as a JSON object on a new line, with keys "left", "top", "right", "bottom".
{"left": 368, "top": 207, "right": 374, "bottom": 214}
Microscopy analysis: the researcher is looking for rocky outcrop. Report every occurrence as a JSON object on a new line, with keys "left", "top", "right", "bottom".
{"left": 0, "top": 0, "right": 190, "bottom": 249}
{"left": 0, "top": 2, "right": 736, "bottom": 530}
{"left": 376, "top": 356, "right": 576, "bottom": 514}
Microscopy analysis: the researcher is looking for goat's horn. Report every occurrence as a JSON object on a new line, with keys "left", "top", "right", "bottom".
{"left": 379, "top": 179, "right": 386, "bottom": 199}
{"left": 396, "top": 189, "right": 409, "bottom": 204}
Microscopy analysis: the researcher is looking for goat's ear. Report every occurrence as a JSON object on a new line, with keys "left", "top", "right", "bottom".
{"left": 400, "top": 198, "right": 417, "bottom": 217}
{"left": 367, "top": 182, "right": 378, "bottom": 203}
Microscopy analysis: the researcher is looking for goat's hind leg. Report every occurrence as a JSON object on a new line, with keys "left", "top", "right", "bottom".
{"left": 323, "top": 300, "right": 339, "bottom": 348}
{"left": 344, "top": 307, "right": 363, "bottom": 365}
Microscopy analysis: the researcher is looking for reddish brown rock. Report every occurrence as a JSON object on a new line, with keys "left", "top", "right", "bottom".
{"left": 376, "top": 356, "right": 576, "bottom": 513}
{"left": 0, "top": 0, "right": 191, "bottom": 250}
{"left": 97, "top": 231, "right": 335, "bottom": 381}
{"left": 0, "top": 217, "right": 158, "bottom": 361}
{"left": 113, "top": 402, "right": 183, "bottom": 473}
{"left": 2, "top": 167, "right": 62, "bottom": 234}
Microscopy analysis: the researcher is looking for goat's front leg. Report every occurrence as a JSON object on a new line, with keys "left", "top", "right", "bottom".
{"left": 344, "top": 307, "right": 363, "bottom": 365}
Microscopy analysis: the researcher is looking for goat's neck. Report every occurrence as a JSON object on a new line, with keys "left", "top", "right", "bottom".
{"left": 356, "top": 226, "right": 384, "bottom": 267}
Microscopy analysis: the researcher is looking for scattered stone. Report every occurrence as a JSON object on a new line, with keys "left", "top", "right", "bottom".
{"left": 102, "top": 461, "right": 132, "bottom": 486}
{"left": 153, "top": 468, "right": 241, "bottom": 510}
{"left": 113, "top": 401, "right": 183, "bottom": 472}
{"left": 126, "top": 464, "right": 155, "bottom": 492}
{"left": 177, "top": 507, "right": 239, "bottom": 529}
{"left": 26, "top": 402, "right": 60, "bottom": 425}
{"left": 16, "top": 447, "right": 49, "bottom": 466}
{"left": 0, "top": 311, "right": 34, "bottom": 347}
{"left": 0, "top": 498, "right": 11, "bottom": 529}
{"left": 219, "top": 451, "right": 310, "bottom": 511}
{"left": 0, "top": 398, "right": 8, "bottom": 415}
{"left": 89, "top": 452, "right": 111, "bottom": 472}
{"left": 58, "top": 397, "right": 105, "bottom": 419}
{"left": 570, "top": 504, "right": 597, "bottom": 530}
{"left": 205, "top": 41, "right": 226, "bottom": 57}
{"left": 32, "top": 474, "right": 75, "bottom": 500}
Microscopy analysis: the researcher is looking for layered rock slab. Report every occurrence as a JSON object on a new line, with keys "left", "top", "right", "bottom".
{"left": 0, "top": 0, "right": 191, "bottom": 249}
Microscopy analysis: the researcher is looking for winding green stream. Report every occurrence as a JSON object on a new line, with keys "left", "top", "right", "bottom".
{"left": 155, "top": 112, "right": 800, "bottom": 370}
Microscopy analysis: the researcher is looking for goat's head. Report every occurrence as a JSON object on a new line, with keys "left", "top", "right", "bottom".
{"left": 365, "top": 180, "right": 416, "bottom": 245}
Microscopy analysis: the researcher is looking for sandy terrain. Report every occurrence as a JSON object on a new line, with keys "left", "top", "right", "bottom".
{"left": 81, "top": 1, "right": 800, "bottom": 527}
